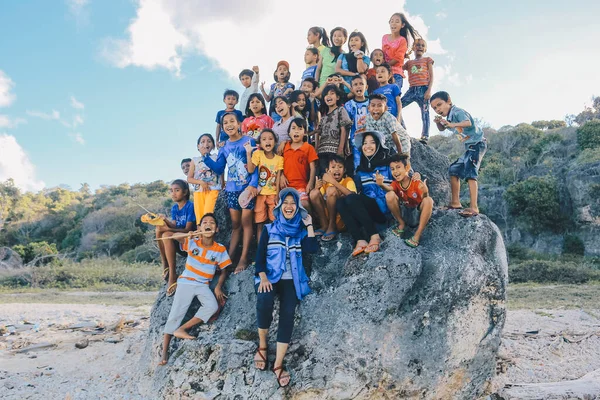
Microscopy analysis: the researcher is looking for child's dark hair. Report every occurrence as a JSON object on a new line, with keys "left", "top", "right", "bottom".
{"left": 328, "top": 154, "right": 346, "bottom": 169}
{"left": 239, "top": 69, "right": 253, "bottom": 80}
{"left": 302, "top": 77, "right": 319, "bottom": 90}
{"left": 348, "top": 31, "right": 369, "bottom": 54}
{"left": 308, "top": 26, "right": 330, "bottom": 47}
{"left": 199, "top": 212, "right": 219, "bottom": 228}
{"left": 351, "top": 74, "right": 366, "bottom": 83}
{"left": 290, "top": 90, "right": 307, "bottom": 113}
{"left": 220, "top": 111, "right": 240, "bottom": 126}
{"left": 196, "top": 133, "right": 215, "bottom": 147}
{"left": 371, "top": 48, "right": 384, "bottom": 56}
{"left": 368, "top": 93, "right": 388, "bottom": 102}
{"left": 288, "top": 117, "right": 307, "bottom": 134}
{"left": 171, "top": 179, "right": 190, "bottom": 201}
{"left": 181, "top": 158, "right": 191, "bottom": 165}
{"left": 258, "top": 128, "right": 278, "bottom": 147}
{"left": 272, "top": 96, "right": 291, "bottom": 116}
{"left": 386, "top": 153, "right": 411, "bottom": 167}
{"left": 389, "top": 13, "right": 420, "bottom": 59}
{"left": 223, "top": 89, "right": 239, "bottom": 101}
{"left": 306, "top": 47, "right": 319, "bottom": 59}
{"left": 376, "top": 63, "right": 393, "bottom": 80}
{"left": 430, "top": 91, "right": 451, "bottom": 103}
{"left": 245, "top": 93, "right": 267, "bottom": 117}
{"left": 319, "top": 84, "right": 343, "bottom": 115}
{"left": 330, "top": 27, "right": 348, "bottom": 62}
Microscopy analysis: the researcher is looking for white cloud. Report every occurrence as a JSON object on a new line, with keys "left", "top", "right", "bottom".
{"left": 70, "top": 95, "right": 85, "bottom": 109}
{"left": 26, "top": 109, "right": 61, "bottom": 120}
{"left": 103, "top": 0, "right": 446, "bottom": 82}
{"left": 72, "top": 115, "right": 84, "bottom": 128}
{"left": 67, "top": 0, "right": 90, "bottom": 25}
{"left": 0, "top": 70, "right": 16, "bottom": 108}
{"left": 0, "top": 115, "right": 27, "bottom": 129}
{"left": 0, "top": 134, "right": 45, "bottom": 192}
{"left": 70, "top": 132, "right": 85, "bottom": 145}
{"left": 435, "top": 12, "right": 447, "bottom": 20}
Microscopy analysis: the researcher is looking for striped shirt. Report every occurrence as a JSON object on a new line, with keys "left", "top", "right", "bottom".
{"left": 404, "top": 57, "right": 433, "bottom": 87}
{"left": 179, "top": 239, "right": 231, "bottom": 285}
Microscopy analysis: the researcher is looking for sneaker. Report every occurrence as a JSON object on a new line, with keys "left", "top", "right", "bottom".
{"left": 419, "top": 136, "right": 428, "bottom": 144}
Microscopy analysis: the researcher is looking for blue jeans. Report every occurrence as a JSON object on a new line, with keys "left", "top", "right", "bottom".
{"left": 449, "top": 140, "right": 487, "bottom": 181}
{"left": 401, "top": 85, "right": 430, "bottom": 138}
{"left": 256, "top": 279, "right": 298, "bottom": 343}
{"left": 393, "top": 74, "right": 404, "bottom": 94}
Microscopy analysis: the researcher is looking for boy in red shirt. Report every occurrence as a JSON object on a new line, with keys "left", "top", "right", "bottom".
{"left": 281, "top": 117, "right": 318, "bottom": 210}
{"left": 376, "top": 153, "right": 433, "bottom": 247}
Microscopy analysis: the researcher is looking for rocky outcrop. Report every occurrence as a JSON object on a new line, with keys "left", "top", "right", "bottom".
{"left": 409, "top": 139, "right": 450, "bottom": 206}
{"left": 566, "top": 161, "right": 600, "bottom": 225}
{"left": 138, "top": 211, "right": 507, "bottom": 399}
{"left": 0, "top": 247, "right": 23, "bottom": 270}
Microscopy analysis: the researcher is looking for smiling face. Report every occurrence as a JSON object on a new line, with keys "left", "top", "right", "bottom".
{"left": 276, "top": 65, "right": 289, "bottom": 82}
{"left": 362, "top": 134, "right": 378, "bottom": 157}
{"left": 295, "top": 93, "right": 307, "bottom": 111}
{"left": 351, "top": 76, "right": 366, "bottom": 97}
{"left": 371, "top": 50, "right": 384, "bottom": 66}
{"left": 289, "top": 122, "right": 305, "bottom": 143}
{"left": 224, "top": 94, "right": 237, "bottom": 109}
{"left": 324, "top": 89, "right": 339, "bottom": 109}
{"left": 240, "top": 74, "right": 252, "bottom": 88}
{"left": 368, "top": 98, "right": 387, "bottom": 120}
{"left": 413, "top": 39, "right": 427, "bottom": 56}
{"left": 275, "top": 98, "right": 290, "bottom": 117}
{"left": 199, "top": 215, "right": 218, "bottom": 235}
{"left": 197, "top": 135, "right": 214, "bottom": 155}
{"left": 170, "top": 184, "right": 186, "bottom": 202}
{"left": 327, "top": 159, "right": 345, "bottom": 181}
{"left": 259, "top": 131, "right": 276, "bottom": 153}
{"left": 431, "top": 98, "right": 452, "bottom": 117}
{"left": 249, "top": 97, "right": 264, "bottom": 115}
{"left": 222, "top": 114, "right": 240, "bottom": 138}
{"left": 348, "top": 35, "right": 363, "bottom": 52}
{"left": 331, "top": 30, "right": 347, "bottom": 47}
{"left": 390, "top": 160, "right": 410, "bottom": 182}
{"left": 389, "top": 14, "right": 405, "bottom": 35}
{"left": 281, "top": 194, "right": 298, "bottom": 220}
{"left": 376, "top": 65, "right": 391, "bottom": 85}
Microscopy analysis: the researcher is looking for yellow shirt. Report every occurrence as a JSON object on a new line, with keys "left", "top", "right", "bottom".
{"left": 320, "top": 176, "right": 357, "bottom": 195}
{"left": 251, "top": 150, "right": 284, "bottom": 195}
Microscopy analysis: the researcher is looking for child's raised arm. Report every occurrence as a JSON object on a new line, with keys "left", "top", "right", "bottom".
{"left": 375, "top": 171, "right": 393, "bottom": 192}
{"left": 245, "top": 142, "right": 257, "bottom": 173}
{"left": 251, "top": 66, "right": 260, "bottom": 91}
{"left": 260, "top": 82, "right": 271, "bottom": 102}
{"left": 203, "top": 147, "right": 226, "bottom": 175}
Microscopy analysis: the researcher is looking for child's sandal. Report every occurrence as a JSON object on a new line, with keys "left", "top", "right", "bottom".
{"left": 404, "top": 237, "right": 419, "bottom": 248}
{"left": 391, "top": 227, "right": 404, "bottom": 237}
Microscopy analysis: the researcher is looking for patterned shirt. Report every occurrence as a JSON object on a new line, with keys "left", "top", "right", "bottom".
{"left": 404, "top": 57, "right": 434, "bottom": 87}
{"left": 364, "top": 112, "right": 411, "bottom": 154}
{"left": 191, "top": 154, "right": 220, "bottom": 191}
{"left": 317, "top": 107, "right": 352, "bottom": 155}
{"left": 179, "top": 239, "right": 231, "bottom": 285}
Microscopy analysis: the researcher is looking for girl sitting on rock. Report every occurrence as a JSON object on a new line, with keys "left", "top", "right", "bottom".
{"left": 253, "top": 188, "right": 317, "bottom": 387}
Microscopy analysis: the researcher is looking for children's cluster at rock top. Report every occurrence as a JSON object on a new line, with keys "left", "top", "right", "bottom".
{"left": 151, "top": 13, "right": 488, "bottom": 387}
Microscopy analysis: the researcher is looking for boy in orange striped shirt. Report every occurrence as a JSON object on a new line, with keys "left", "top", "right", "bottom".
{"left": 159, "top": 213, "right": 231, "bottom": 366}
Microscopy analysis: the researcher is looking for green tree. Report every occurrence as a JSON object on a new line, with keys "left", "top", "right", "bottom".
{"left": 577, "top": 120, "right": 600, "bottom": 151}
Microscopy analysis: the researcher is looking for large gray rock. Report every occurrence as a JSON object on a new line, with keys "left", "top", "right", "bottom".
{"left": 137, "top": 211, "right": 507, "bottom": 399}
{"left": 409, "top": 138, "right": 451, "bottom": 206}
{"left": 0, "top": 247, "right": 23, "bottom": 270}
{"left": 566, "top": 161, "right": 600, "bottom": 225}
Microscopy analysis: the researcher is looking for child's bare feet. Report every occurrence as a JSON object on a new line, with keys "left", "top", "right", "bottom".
{"left": 173, "top": 328, "right": 195, "bottom": 340}
{"left": 158, "top": 355, "right": 168, "bottom": 366}
{"left": 234, "top": 261, "right": 248, "bottom": 274}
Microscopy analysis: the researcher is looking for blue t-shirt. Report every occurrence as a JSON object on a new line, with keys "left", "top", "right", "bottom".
{"left": 344, "top": 99, "right": 370, "bottom": 142}
{"left": 203, "top": 135, "right": 259, "bottom": 192}
{"left": 339, "top": 54, "right": 371, "bottom": 91}
{"left": 215, "top": 109, "right": 244, "bottom": 143}
{"left": 301, "top": 66, "right": 317, "bottom": 81}
{"left": 447, "top": 105, "right": 484, "bottom": 146}
{"left": 374, "top": 84, "right": 401, "bottom": 117}
{"left": 171, "top": 201, "right": 196, "bottom": 229}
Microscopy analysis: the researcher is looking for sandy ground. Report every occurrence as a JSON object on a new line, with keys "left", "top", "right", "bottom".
{"left": 1, "top": 295, "right": 599, "bottom": 399}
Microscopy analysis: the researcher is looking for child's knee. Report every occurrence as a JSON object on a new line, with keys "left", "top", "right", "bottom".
{"left": 308, "top": 188, "right": 321, "bottom": 202}
{"left": 325, "top": 186, "right": 338, "bottom": 198}
{"left": 385, "top": 191, "right": 398, "bottom": 204}
{"left": 422, "top": 196, "right": 434, "bottom": 209}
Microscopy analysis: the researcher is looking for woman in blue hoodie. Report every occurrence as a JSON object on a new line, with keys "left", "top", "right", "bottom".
{"left": 253, "top": 188, "right": 317, "bottom": 387}
{"left": 337, "top": 130, "right": 393, "bottom": 256}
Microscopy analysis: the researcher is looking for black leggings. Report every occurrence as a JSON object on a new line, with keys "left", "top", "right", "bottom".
{"left": 337, "top": 194, "right": 387, "bottom": 242}
{"left": 256, "top": 279, "right": 298, "bottom": 344}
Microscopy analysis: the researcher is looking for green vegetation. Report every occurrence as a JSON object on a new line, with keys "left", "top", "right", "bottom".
{"left": 508, "top": 283, "right": 600, "bottom": 310}
{"left": 577, "top": 119, "right": 600, "bottom": 151}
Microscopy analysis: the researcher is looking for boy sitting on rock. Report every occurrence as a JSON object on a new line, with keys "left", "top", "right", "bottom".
{"left": 159, "top": 213, "right": 231, "bottom": 366}
{"left": 376, "top": 153, "right": 433, "bottom": 247}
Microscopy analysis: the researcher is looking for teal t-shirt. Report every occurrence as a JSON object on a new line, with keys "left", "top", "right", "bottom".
{"left": 447, "top": 105, "right": 484, "bottom": 146}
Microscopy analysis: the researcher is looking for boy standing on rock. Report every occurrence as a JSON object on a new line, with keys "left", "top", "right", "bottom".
{"left": 430, "top": 91, "right": 486, "bottom": 217}
{"left": 159, "top": 213, "right": 231, "bottom": 366}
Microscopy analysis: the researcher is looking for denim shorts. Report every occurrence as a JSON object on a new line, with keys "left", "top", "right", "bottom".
{"left": 449, "top": 140, "right": 487, "bottom": 181}
{"left": 227, "top": 190, "right": 256, "bottom": 211}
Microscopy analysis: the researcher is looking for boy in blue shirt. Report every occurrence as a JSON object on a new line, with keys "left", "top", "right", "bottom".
{"left": 344, "top": 75, "right": 369, "bottom": 169}
{"left": 215, "top": 90, "right": 244, "bottom": 147}
{"left": 302, "top": 48, "right": 319, "bottom": 81}
{"left": 431, "top": 91, "right": 487, "bottom": 218}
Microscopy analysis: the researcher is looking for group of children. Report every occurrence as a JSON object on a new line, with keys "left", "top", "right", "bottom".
{"left": 156, "top": 13, "right": 487, "bottom": 374}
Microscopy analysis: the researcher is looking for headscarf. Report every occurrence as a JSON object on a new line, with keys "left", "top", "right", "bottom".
{"left": 272, "top": 188, "right": 308, "bottom": 238}
{"left": 354, "top": 130, "right": 391, "bottom": 173}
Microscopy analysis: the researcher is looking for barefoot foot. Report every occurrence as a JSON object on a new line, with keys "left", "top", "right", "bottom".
{"left": 173, "top": 328, "right": 195, "bottom": 340}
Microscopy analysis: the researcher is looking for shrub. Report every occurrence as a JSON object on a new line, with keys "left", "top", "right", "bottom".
{"left": 577, "top": 120, "right": 600, "bottom": 151}
{"left": 12, "top": 241, "right": 58, "bottom": 265}
{"left": 563, "top": 234, "right": 585, "bottom": 256}
{"left": 509, "top": 260, "right": 600, "bottom": 284}
{"left": 504, "top": 176, "right": 564, "bottom": 233}
{"left": 576, "top": 148, "right": 600, "bottom": 165}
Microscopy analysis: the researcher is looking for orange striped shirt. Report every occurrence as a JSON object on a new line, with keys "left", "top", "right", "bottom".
{"left": 179, "top": 239, "right": 231, "bottom": 285}
{"left": 404, "top": 57, "right": 434, "bottom": 87}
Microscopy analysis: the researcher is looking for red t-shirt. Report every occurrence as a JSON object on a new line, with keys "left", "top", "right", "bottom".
{"left": 242, "top": 114, "right": 275, "bottom": 140}
{"left": 392, "top": 178, "right": 424, "bottom": 208}
{"left": 283, "top": 142, "right": 318, "bottom": 191}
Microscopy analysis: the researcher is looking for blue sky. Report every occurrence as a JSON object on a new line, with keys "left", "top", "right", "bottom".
{"left": 1, "top": 0, "right": 599, "bottom": 192}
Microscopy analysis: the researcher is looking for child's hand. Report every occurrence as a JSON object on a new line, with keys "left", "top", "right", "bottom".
{"left": 424, "top": 90, "right": 431, "bottom": 100}
{"left": 243, "top": 141, "right": 255, "bottom": 153}
{"left": 257, "top": 276, "right": 273, "bottom": 293}
{"left": 322, "top": 172, "right": 335, "bottom": 184}
{"left": 260, "top": 81, "right": 265, "bottom": 90}
{"left": 247, "top": 186, "right": 258, "bottom": 198}
{"left": 252, "top": 65, "right": 259, "bottom": 74}
{"left": 375, "top": 171, "right": 384, "bottom": 186}
{"left": 199, "top": 181, "right": 209, "bottom": 192}
{"left": 306, "top": 182, "right": 314, "bottom": 193}
{"left": 292, "top": 102, "right": 298, "bottom": 110}
{"left": 315, "top": 177, "right": 323, "bottom": 190}
{"left": 302, "top": 213, "right": 313, "bottom": 227}
{"left": 214, "top": 286, "right": 228, "bottom": 302}
{"left": 218, "top": 141, "right": 225, "bottom": 148}
{"left": 280, "top": 175, "right": 288, "bottom": 189}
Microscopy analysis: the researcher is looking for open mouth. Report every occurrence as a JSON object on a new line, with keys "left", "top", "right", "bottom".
{"left": 283, "top": 208, "right": 295, "bottom": 216}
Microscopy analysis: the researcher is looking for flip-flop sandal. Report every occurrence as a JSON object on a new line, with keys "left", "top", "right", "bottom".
{"left": 272, "top": 365, "right": 291, "bottom": 387}
{"left": 459, "top": 209, "right": 479, "bottom": 218}
{"left": 162, "top": 267, "right": 169, "bottom": 281}
{"left": 391, "top": 227, "right": 405, "bottom": 237}
{"left": 351, "top": 244, "right": 367, "bottom": 257}
{"left": 441, "top": 205, "right": 463, "bottom": 210}
{"left": 166, "top": 282, "right": 177, "bottom": 297}
{"left": 314, "top": 229, "right": 326, "bottom": 237}
{"left": 365, "top": 242, "right": 380, "bottom": 254}
{"left": 254, "top": 347, "right": 268, "bottom": 371}
{"left": 321, "top": 231, "right": 337, "bottom": 242}
{"left": 404, "top": 237, "right": 419, "bottom": 248}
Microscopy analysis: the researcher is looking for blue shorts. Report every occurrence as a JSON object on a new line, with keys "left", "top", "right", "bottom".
{"left": 449, "top": 140, "right": 487, "bottom": 181}
{"left": 227, "top": 190, "right": 256, "bottom": 211}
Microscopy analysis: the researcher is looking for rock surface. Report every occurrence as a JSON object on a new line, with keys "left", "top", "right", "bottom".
{"left": 0, "top": 247, "right": 23, "bottom": 270}
{"left": 138, "top": 210, "right": 507, "bottom": 399}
